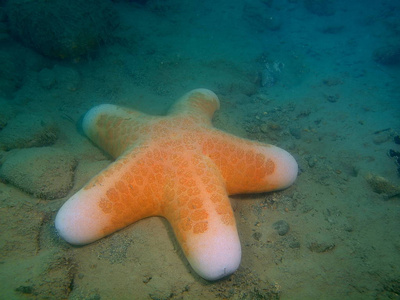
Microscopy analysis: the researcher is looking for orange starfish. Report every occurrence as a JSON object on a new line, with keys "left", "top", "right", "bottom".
{"left": 55, "top": 89, "right": 297, "bottom": 280}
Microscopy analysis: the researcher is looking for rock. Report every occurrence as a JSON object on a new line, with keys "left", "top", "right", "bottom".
{"left": 372, "top": 132, "right": 391, "bottom": 145}
{"left": 364, "top": 173, "right": 400, "bottom": 198}
{"left": 260, "top": 124, "right": 269, "bottom": 134}
{"left": 0, "top": 147, "right": 77, "bottom": 199}
{"left": 267, "top": 122, "right": 282, "bottom": 131}
{"left": 252, "top": 232, "right": 262, "bottom": 241}
{"left": 282, "top": 235, "right": 300, "bottom": 249}
{"left": 306, "top": 155, "right": 318, "bottom": 168}
{"left": 6, "top": 0, "right": 118, "bottom": 59}
{"left": 273, "top": 220, "right": 290, "bottom": 236}
{"left": 308, "top": 240, "right": 335, "bottom": 253}
{"left": 288, "top": 239, "right": 300, "bottom": 249}
{"left": 0, "top": 113, "right": 58, "bottom": 150}
{"left": 15, "top": 286, "right": 35, "bottom": 295}
{"left": 308, "top": 157, "right": 318, "bottom": 168}
{"left": 289, "top": 127, "right": 302, "bottom": 139}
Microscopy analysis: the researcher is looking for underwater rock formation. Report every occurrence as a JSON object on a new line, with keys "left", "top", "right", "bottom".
{"left": 0, "top": 113, "right": 58, "bottom": 150}
{"left": 0, "top": 147, "right": 77, "bottom": 199}
{"left": 6, "top": 0, "right": 118, "bottom": 59}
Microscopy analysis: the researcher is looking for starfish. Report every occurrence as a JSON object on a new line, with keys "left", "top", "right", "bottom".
{"left": 55, "top": 89, "right": 298, "bottom": 280}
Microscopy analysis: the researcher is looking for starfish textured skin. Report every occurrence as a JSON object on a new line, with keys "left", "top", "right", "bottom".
{"left": 55, "top": 89, "right": 298, "bottom": 280}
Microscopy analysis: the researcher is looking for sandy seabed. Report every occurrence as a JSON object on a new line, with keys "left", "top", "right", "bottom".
{"left": 0, "top": 1, "right": 399, "bottom": 299}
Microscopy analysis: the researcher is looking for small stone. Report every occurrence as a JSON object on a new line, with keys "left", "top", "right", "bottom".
{"left": 304, "top": 0, "right": 335, "bottom": 16}
{"left": 324, "top": 94, "right": 340, "bottom": 103}
{"left": 15, "top": 285, "right": 35, "bottom": 295}
{"left": 260, "top": 123, "right": 269, "bottom": 133}
{"left": 343, "top": 224, "right": 353, "bottom": 232}
{"left": 142, "top": 275, "right": 152, "bottom": 284}
{"left": 289, "top": 240, "right": 301, "bottom": 249}
{"left": 273, "top": 220, "right": 290, "bottom": 236}
{"left": 308, "top": 241, "right": 335, "bottom": 253}
{"left": 307, "top": 156, "right": 318, "bottom": 168}
{"left": 289, "top": 127, "right": 301, "bottom": 139}
{"left": 268, "top": 122, "right": 282, "bottom": 131}
{"left": 305, "top": 155, "right": 318, "bottom": 168}
{"left": 252, "top": 232, "right": 262, "bottom": 241}
{"left": 149, "top": 289, "right": 173, "bottom": 300}
{"left": 284, "top": 235, "right": 301, "bottom": 248}
{"left": 373, "top": 132, "right": 391, "bottom": 145}
{"left": 388, "top": 149, "right": 400, "bottom": 158}
{"left": 364, "top": 173, "right": 400, "bottom": 198}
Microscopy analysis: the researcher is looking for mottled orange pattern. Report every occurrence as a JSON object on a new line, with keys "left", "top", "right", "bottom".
{"left": 77, "top": 89, "right": 292, "bottom": 255}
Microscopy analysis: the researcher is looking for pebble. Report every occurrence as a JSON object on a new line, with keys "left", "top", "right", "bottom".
{"left": 260, "top": 124, "right": 269, "bottom": 133}
{"left": 372, "top": 132, "right": 391, "bottom": 145}
{"left": 273, "top": 220, "right": 290, "bottom": 236}
{"left": 308, "top": 241, "right": 335, "bottom": 253}
{"left": 289, "top": 240, "right": 301, "bottom": 249}
{"left": 252, "top": 232, "right": 262, "bottom": 241}
{"left": 364, "top": 172, "right": 400, "bottom": 198}
{"left": 289, "top": 127, "right": 301, "bottom": 139}
{"left": 307, "top": 156, "right": 318, "bottom": 168}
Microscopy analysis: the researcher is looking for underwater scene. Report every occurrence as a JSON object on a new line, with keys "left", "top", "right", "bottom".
{"left": 0, "top": 0, "right": 399, "bottom": 299}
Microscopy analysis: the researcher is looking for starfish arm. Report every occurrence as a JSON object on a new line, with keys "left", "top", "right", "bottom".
{"left": 55, "top": 146, "right": 165, "bottom": 245}
{"left": 82, "top": 104, "right": 154, "bottom": 158}
{"left": 162, "top": 154, "right": 241, "bottom": 281}
{"left": 168, "top": 89, "right": 220, "bottom": 125}
{"left": 201, "top": 130, "right": 298, "bottom": 195}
